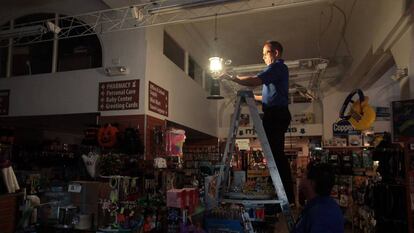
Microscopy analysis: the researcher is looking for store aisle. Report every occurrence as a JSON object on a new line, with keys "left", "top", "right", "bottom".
{"left": 273, "top": 207, "right": 353, "bottom": 233}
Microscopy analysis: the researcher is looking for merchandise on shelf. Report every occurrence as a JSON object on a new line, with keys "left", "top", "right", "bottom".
{"left": 165, "top": 128, "right": 186, "bottom": 157}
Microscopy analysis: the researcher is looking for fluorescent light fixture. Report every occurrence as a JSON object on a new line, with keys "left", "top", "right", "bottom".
{"left": 209, "top": 56, "right": 223, "bottom": 78}
{"left": 231, "top": 60, "right": 300, "bottom": 73}
{"left": 0, "top": 25, "right": 47, "bottom": 39}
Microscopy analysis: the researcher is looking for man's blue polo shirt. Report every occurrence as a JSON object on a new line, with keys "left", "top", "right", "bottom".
{"left": 291, "top": 196, "right": 344, "bottom": 233}
{"left": 257, "top": 59, "right": 289, "bottom": 109}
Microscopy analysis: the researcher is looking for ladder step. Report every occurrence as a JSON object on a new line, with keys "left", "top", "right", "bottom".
{"left": 216, "top": 91, "right": 294, "bottom": 232}
{"left": 222, "top": 199, "right": 283, "bottom": 205}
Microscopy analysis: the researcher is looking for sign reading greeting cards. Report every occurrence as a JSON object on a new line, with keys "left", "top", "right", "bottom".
{"left": 0, "top": 90, "right": 9, "bottom": 115}
{"left": 149, "top": 81, "right": 168, "bottom": 116}
{"left": 98, "top": 80, "right": 139, "bottom": 111}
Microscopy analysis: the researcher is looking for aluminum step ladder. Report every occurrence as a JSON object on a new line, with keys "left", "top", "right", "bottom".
{"left": 215, "top": 90, "right": 295, "bottom": 232}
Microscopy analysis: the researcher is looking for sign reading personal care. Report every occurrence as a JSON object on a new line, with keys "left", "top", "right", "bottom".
{"left": 98, "top": 80, "right": 139, "bottom": 111}
{"left": 0, "top": 90, "right": 9, "bottom": 115}
{"left": 148, "top": 81, "right": 168, "bottom": 116}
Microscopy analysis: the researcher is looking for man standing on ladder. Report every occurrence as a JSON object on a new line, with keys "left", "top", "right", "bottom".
{"left": 232, "top": 40, "right": 294, "bottom": 204}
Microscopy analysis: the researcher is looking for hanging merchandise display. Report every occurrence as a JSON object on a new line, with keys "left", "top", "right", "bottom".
{"left": 98, "top": 124, "right": 119, "bottom": 148}
{"left": 165, "top": 129, "right": 186, "bottom": 156}
{"left": 152, "top": 126, "right": 165, "bottom": 156}
{"left": 81, "top": 152, "right": 100, "bottom": 178}
{"left": 98, "top": 175, "right": 152, "bottom": 232}
{"left": 339, "top": 89, "right": 376, "bottom": 131}
{"left": 0, "top": 160, "right": 20, "bottom": 193}
{"left": 373, "top": 135, "right": 405, "bottom": 183}
{"left": 121, "top": 127, "right": 144, "bottom": 155}
{"left": 0, "top": 128, "right": 15, "bottom": 144}
{"left": 82, "top": 125, "right": 99, "bottom": 146}
{"left": 98, "top": 154, "right": 122, "bottom": 176}
{"left": 154, "top": 157, "right": 167, "bottom": 169}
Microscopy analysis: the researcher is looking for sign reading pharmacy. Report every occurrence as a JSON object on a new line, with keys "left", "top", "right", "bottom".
{"left": 98, "top": 80, "right": 139, "bottom": 111}
{"left": 0, "top": 90, "right": 9, "bottom": 115}
{"left": 149, "top": 81, "right": 168, "bottom": 116}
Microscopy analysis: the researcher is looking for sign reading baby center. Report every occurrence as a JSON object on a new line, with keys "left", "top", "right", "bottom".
{"left": 149, "top": 81, "right": 169, "bottom": 117}
{"left": 98, "top": 80, "right": 139, "bottom": 111}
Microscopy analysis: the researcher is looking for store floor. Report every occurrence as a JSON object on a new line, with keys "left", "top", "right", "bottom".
{"left": 272, "top": 208, "right": 353, "bottom": 233}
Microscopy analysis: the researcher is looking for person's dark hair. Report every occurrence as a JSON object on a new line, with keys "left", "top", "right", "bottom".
{"left": 306, "top": 162, "right": 335, "bottom": 196}
{"left": 264, "top": 40, "right": 283, "bottom": 56}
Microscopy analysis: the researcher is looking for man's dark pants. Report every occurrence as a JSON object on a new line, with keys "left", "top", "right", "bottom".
{"left": 262, "top": 106, "right": 294, "bottom": 204}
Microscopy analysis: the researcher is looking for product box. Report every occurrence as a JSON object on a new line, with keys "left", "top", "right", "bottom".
{"left": 332, "top": 137, "right": 347, "bottom": 147}
{"left": 182, "top": 188, "right": 199, "bottom": 212}
{"left": 167, "top": 189, "right": 186, "bottom": 209}
{"left": 292, "top": 113, "right": 315, "bottom": 124}
{"left": 348, "top": 134, "right": 362, "bottom": 146}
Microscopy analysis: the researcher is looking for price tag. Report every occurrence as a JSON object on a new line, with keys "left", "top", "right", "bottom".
{"left": 68, "top": 183, "right": 82, "bottom": 193}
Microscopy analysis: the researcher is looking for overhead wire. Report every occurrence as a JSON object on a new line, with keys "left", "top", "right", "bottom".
{"left": 332, "top": 0, "right": 357, "bottom": 59}
{"left": 317, "top": 5, "right": 334, "bottom": 58}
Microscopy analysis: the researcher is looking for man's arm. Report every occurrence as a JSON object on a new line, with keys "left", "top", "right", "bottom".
{"left": 232, "top": 75, "right": 262, "bottom": 87}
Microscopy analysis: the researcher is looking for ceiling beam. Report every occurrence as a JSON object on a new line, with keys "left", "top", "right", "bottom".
{"left": 0, "top": 0, "right": 329, "bottom": 47}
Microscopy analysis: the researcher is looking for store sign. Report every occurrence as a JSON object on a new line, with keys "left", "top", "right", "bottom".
{"left": 375, "top": 106, "right": 391, "bottom": 121}
{"left": 98, "top": 80, "right": 139, "bottom": 111}
{"left": 148, "top": 81, "right": 168, "bottom": 116}
{"left": 0, "top": 90, "right": 9, "bottom": 115}
{"left": 235, "top": 139, "right": 250, "bottom": 150}
{"left": 333, "top": 120, "right": 359, "bottom": 136}
{"left": 236, "top": 124, "right": 322, "bottom": 138}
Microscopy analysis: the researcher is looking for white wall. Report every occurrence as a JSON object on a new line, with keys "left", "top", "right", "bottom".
{"left": 336, "top": 0, "right": 408, "bottom": 89}
{"left": 100, "top": 29, "right": 147, "bottom": 116}
{"left": 0, "top": 29, "right": 147, "bottom": 116}
{"left": 0, "top": 0, "right": 219, "bottom": 138}
{"left": 144, "top": 26, "right": 218, "bottom": 136}
{"left": 322, "top": 66, "right": 401, "bottom": 139}
{"left": 0, "top": 1, "right": 148, "bottom": 117}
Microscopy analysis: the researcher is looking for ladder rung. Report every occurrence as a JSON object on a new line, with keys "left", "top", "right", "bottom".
{"left": 221, "top": 199, "right": 284, "bottom": 205}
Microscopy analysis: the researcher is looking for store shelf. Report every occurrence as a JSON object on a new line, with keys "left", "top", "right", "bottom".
{"left": 248, "top": 218, "right": 267, "bottom": 222}
{"left": 323, "top": 146, "right": 374, "bottom": 149}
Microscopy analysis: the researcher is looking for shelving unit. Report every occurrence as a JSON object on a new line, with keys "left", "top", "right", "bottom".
{"left": 311, "top": 145, "right": 376, "bottom": 232}
{"left": 182, "top": 145, "right": 220, "bottom": 184}
{"left": 405, "top": 141, "right": 414, "bottom": 233}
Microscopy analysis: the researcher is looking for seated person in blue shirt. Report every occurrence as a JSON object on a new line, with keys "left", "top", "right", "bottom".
{"left": 292, "top": 162, "right": 344, "bottom": 233}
